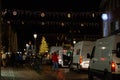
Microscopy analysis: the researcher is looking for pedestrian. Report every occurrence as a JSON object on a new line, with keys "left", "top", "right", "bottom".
{"left": 51, "top": 52, "right": 59, "bottom": 71}
{"left": 22, "top": 53, "right": 27, "bottom": 66}
{"left": 1, "top": 51, "right": 7, "bottom": 67}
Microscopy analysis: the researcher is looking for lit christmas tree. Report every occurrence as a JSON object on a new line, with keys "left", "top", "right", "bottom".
{"left": 39, "top": 36, "right": 49, "bottom": 55}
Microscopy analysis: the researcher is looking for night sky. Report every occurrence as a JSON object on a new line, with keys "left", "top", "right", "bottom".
{"left": 2, "top": 0, "right": 102, "bottom": 11}
{"left": 2, "top": 0, "right": 102, "bottom": 50}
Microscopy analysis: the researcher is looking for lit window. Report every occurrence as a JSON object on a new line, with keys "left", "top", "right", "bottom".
{"left": 13, "top": 10, "right": 17, "bottom": 16}
{"left": 61, "top": 22, "right": 65, "bottom": 26}
{"left": 21, "top": 21, "right": 24, "bottom": 24}
{"left": 81, "top": 23, "right": 84, "bottom": 27}
{"left": 41, "top": 12, "right": 45, "bottom": 17}
{"left": 67, "top": 13, "right": 71, "bottom": 18}
{"left": 7, "top": 21, "right": 10, "bottom": 24}
{"left": 92, "top": 13, "right": 95, "bottom": 18}
{"left": 41, "top": 22, "right": 45, "bottom": 25}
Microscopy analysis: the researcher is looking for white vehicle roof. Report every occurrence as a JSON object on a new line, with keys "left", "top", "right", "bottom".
{"left": 94, "top": 35, "right": 120, "bottom": 58}
{"left": 49, "top": 46, "right": 63, "bottom": 54}
{"left": 73, "top": 41, "right": 95, "bottom": 56}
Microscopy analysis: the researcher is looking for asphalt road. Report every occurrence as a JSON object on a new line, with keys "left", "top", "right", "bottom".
{"left": 1, "top": 64, "right": 90, "bottom": 80}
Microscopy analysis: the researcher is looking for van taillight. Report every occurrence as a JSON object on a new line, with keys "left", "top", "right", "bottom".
{"left": 79, "top": 56, "right": 82, "bottom": 64}
{"left": 111, "top": 62, "right": 115, "bottom": 72}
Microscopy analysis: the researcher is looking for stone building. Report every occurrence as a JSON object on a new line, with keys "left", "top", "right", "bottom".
{"left": 100, "top": 0, "right": 120, "bottom": 36}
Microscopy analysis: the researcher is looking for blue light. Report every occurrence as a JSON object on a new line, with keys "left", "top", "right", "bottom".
{"left": 102, "top": 13, "right": 108, "bottom": 21}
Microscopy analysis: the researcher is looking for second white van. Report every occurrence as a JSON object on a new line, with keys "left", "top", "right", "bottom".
{"left": 69, "top": 41, "right": 95, "bottom": 71}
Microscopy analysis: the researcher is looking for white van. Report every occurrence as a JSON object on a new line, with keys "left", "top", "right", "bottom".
{"left": 69, "top": 41, "right": 95, "bottom": 70}
{"left": 88, "top": 35, "right": 120, "bottom": 80}
{"left": 49, "top": 46, "right": 71, "bottom": 67}
{"left": 49, "top": 46, "right": 63, "bottom": 54}
{"left": 58, "top": 49, "right": 72, "bottom": 67}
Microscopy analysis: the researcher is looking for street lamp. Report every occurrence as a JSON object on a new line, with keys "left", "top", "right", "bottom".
{"left": 102, "top": 13, "right": 108, "bottom": 21}
{"left": 33, "top": 34, "right": 37, "bottom": 55}
{"left": 73, "top": 40, "right": 76, "bottom": 45}
{"left": 101, "top": 13, "right": 109, "bottom": 37}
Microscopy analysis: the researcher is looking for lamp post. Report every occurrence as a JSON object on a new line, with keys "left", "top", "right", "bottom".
{"left": 33, "top": 34, "right": 37, "bottom": 55}
{"left": 101, "top": 13, "right": 108, "bottom": 37}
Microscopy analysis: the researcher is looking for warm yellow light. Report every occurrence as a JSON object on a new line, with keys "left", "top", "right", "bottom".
{"left": 61, "top": 22, "right": 64, "bottom": 26}
{"left": 13, "top": 10, "right": 17, "bottom": 16}
{"left": 81, "top": 23, "right": 84, "bottom": 27}
{"left": 92, "top": 13, "right": 95, "bottom": 18}
{"left": 41, "top": 22, "right": 45, "bottom": 25}
{"left": 41, "top": 12, "right": 45, "bottom": 17}
{"left": 67, "top": 13, "right": 71, "bottom": 18}
{"left": 33, "top": 34, "right": 37, "bottom": 39}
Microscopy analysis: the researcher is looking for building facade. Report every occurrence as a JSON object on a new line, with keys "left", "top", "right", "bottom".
{"left": 100, "top": 0, "right": 120, "bottom": 36}
{"left": 2, "top": 10, "right": 103, "bottom": 47}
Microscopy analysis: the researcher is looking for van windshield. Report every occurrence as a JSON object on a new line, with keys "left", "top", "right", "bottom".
{"left": 90, "top": 46, "right": 95, "bottom": 59}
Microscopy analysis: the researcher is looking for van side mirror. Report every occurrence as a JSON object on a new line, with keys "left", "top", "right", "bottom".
{"left": 112, "top": 50, "right": 120, "bottom": 58}
{"left": 116, "top": 50, "right": 120, "bottom": 58}
{"left": 116, "top": 43, "right": 120, "bottom": 58}
{"left": 116, "top": 52, "right": 120, "bottom": 57}
{"left": 87, "top": 53, "right": 90, "bottom": 58}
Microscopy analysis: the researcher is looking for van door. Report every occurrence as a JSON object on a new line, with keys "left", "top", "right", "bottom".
{"left": 115, "top": 43, "right": 120, "bottom": 72}
{"left": 90, "top": 44, "right": 104, "bottom": 70}
{"left": 90, "top": 39, "right": 111, "bottom": 71}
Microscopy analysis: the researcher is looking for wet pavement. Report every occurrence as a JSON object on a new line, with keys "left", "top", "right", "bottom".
{"left": 1, "top": 64, "right": 88, "bottom": 80}
{"left": 37, "top": 64, "right": 88, "bottom": 80}
{"left": 1, "top": 67, "right": 41, "bottom": 80}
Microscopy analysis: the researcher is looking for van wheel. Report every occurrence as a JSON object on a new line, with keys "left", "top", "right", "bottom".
{"left": 88, "top": 69, "right": 93, "bottom": 80}
{"left": 88, "top": 72, "right": 93, "bottom": 80}
{"left": 77, "top": 64, "right": 81, "bottom": 70}
{"left": 103, "top": 70, "right": 112, "bottom": 80}
{"left": 69, "top": 64, "right": 74, "bottom": 71}
{"left": 69, "top": 67, "right": 74, "bottom": 71}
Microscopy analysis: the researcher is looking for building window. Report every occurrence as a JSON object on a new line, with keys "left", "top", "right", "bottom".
{"left": 115, "top": 21, "right": 119, "bottom": 30}
{"left": 111, "top": 20, "right": 119, "bottom": 33}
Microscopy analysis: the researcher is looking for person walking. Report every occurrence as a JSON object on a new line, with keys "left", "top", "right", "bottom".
{"left": 1, "top": 52, "right": 7, "bottom": 67}
{"left": 51, "top": 52, "right": 59, "bottom": 71}
{"left": 22, "top": 53, "right": 27, "bottom": 66}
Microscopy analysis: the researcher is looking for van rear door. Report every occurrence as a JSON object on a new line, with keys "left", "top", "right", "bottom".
{"left": 90, "top": 36, "right": 113, "bottom": 71}
{"left": 113, "top": 42, "right": 120, "bottom": 73}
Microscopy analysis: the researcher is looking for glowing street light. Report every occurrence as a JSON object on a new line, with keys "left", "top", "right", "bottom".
{"left": 102, "top": 13, "right": 108, "bottom": 21}
{"left": 33, "top": 34, "right": 37, "bottom": 39}
{"left": 101, "top": 13, "right": 109, "bottom": 37}
{"left": 33, "top": 34, "right": 37, "bottom": 54}
{"left": 73, "top": 40, "right": 76, "bottom": 45}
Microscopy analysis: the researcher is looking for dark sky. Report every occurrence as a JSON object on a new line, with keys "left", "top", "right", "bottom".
{"left": 2, "top": 0, "right": 102, "bottom": 11}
